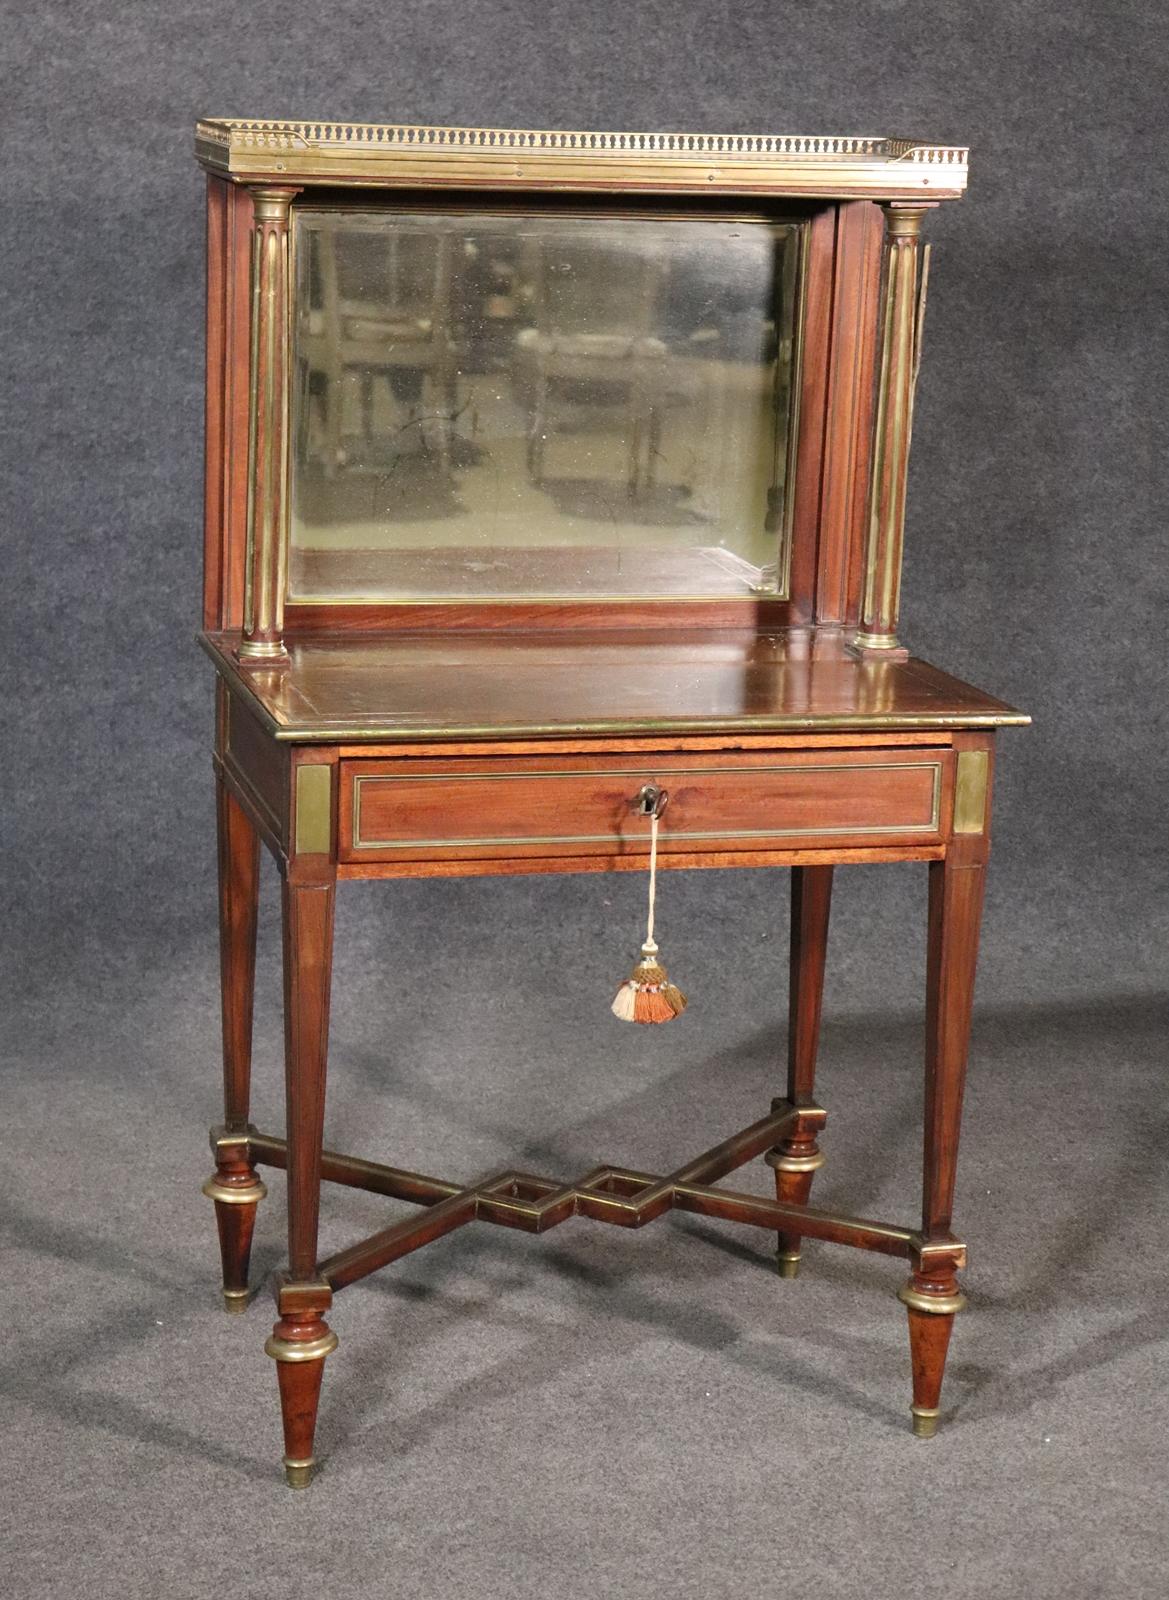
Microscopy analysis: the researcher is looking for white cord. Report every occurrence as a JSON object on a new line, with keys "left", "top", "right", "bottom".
{"left": 645, "top": 810, "right": 658, "bottom": 949}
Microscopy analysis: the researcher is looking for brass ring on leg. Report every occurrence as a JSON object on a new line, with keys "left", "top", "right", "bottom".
{"left": 897, "top": 1283, "right": 967, "bottom": 1316}
{"left": 202, "top": 1176, "right": 268, "bottom": 1205}
{"left": 265, "top": 1329, "right": 339, "bottom": 1363}
{"left": 764, "top": 1148, "right": 826, "bottom": 1175}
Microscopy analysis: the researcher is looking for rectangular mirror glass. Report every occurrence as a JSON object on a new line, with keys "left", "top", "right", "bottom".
{"left": 288, "top": 208, "right": 802, "bottom": 603}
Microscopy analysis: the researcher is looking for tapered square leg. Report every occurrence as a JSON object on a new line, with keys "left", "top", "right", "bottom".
{"left": 204, "top": 780, "right": 265, "bottom": 1310}
{"left": 902, "top": 823, "right": 988, "bottom": 1435}
{"left": 767, "top": 865, "right": 833, "bottom": 1277}
{"left": 900, "top": 1268, "right": 967, "bottom": 1436}
{"left": 266, "top": 1290, "right": 338, "bottom": 1488}
{"left": 270, "top": 873, "right": 337, "bottom": 1485}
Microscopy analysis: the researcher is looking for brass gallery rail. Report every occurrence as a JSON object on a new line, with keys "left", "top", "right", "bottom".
{"left": 242, "top": 1102, "right": 954, "bottom": 1293}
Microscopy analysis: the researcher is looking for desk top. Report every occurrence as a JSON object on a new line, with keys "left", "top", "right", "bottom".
{"left": 202, "top": 630, "right": 1028, "bottom": 744}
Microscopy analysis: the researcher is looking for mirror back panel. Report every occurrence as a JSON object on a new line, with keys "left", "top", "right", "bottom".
{"left": 288, "top": 206, "right": 805, "bottom": 607}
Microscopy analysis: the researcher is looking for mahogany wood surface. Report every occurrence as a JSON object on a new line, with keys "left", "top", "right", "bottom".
{"left": 771, "top": 865, "right": 834, "bottom": 1271}
{"left": 203, "top": 178, "right": 253, "bottom": 632}
{"left": 339, "top": 746, "right": 950, "bottom": 865}
{"left": 202, "top": 629, "right": 1026, "bottom": 743}
{"left": 197, "top": 154, "right": 1023, "bottom": 1477}
{"left": 216, "top": 779, "right": 260, "bottom": 1129}
{"left": 281, "top": 878, "right": 336, "bottom": 1281}
{"left": 816, "top": 202, "right": 884, "bottom": 624}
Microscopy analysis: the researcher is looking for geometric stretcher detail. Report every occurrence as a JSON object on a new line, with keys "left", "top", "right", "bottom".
{"left": 238, "top": 1102, "right": 965, "bottom": 1295}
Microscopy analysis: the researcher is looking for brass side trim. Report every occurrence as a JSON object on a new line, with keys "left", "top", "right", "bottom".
{"left": 953, "top": 749, "right": 989, "bottom": 834}
{"left": 351, "top": 759, "right": 942, "bottom": 851}
{"left": 295, "top": 764, "right": 333, "bottom": 855}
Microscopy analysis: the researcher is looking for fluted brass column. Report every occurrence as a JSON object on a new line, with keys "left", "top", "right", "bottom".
{"left": 855, "top": 204, "right": 931, "bottom": 654}
{"left": 238, "top": 186, "right": 299, "bottom": 662}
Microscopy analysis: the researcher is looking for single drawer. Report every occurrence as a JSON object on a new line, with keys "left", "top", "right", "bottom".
{"left": 338, "top": 747, "right": 952, "bottom": 864}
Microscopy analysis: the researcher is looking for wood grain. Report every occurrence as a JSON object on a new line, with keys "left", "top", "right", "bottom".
{"left": 338, "top": 746, "right": 949, "bottom": 865}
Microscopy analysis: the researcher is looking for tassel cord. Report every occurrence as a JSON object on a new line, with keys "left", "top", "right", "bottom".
{"left": 646, "top": 810, "right": 658, "bottom": 950}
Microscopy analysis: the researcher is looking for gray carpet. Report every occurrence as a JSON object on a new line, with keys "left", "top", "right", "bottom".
{"left": 3, "top": 866, "right": 1166, "bottom": 1599}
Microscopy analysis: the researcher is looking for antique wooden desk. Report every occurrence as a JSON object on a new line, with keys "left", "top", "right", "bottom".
{"left": 195, "top": 119, "right": 1027, "bottom": 1486}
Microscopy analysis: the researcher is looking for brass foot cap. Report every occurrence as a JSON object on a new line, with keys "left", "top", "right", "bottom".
{"left": 911, "top": 1407, "right": 941, "bottom": 1439}
{"left": 222, "top": 1288, "right": 250, "bottom": 1314}
{"left": 777, "top": 1253, "right": 802, "bottom": 1280}
{"left": 283, "top": 1457, "right": 316, "bottom": 1489}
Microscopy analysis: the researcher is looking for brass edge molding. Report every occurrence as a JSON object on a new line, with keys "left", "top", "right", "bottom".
{"left": 953, "top": 749, "right": 990, "bottom": 834}
{"left": 195, "top": 120, "right": 968, "bottom": 198}
{"left": 294, "top": 764, "right": 333, "bottom": 855}
{"left": 265, "top": 711, "right": 1030, "bottom": 742}
{"left": 264, "top": 1329, "right": 339, "bottom": 1362}
{"left": 351, "top": 759, "right": 942, "bottom": 849}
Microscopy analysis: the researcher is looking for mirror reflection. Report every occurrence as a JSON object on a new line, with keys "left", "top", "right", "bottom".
{"left": 289, "top": 210, "right": 800, "bottom": 602}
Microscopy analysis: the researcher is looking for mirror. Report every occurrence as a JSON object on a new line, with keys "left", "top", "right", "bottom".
{"left": 288, "top": 208, "right": 802, "bottom": 603}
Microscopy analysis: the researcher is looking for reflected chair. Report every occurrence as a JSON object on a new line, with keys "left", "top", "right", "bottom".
{"left": 300, "top": 228, "right": 459, "bottom": 479}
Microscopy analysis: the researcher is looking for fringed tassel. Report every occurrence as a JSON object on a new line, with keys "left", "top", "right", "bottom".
{"left": 611, "top": 808, "right": 687, "bottom": 1024}
{"left": 611, "top": 940, "right": 688, "bottom": 1024}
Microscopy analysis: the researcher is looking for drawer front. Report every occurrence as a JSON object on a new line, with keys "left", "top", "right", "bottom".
{"left": 338, "top": 749, "right": 951, "bottom": 863}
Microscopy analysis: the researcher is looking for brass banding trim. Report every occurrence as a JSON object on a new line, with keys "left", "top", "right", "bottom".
{"left": 269, "top": 710, "right": 1030, "bottom": 741}
{"left": 202, "top": 1176, "right": 269, "bottom": 1204}
{"left": 898, "top": 1284, "right": 967, "bottom": 1315}
{"left": 352, "top": 760, "right": 942, "bottom": 851}
{"left": 265, "top": 1329, "right": 340, "bottom": 1363}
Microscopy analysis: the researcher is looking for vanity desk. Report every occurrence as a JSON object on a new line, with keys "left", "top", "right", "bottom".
{"left": 195, "top": 119, "right": 1027, "bottom": 1486}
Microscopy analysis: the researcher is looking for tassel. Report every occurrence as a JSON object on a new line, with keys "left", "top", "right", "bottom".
{"left": 612, "top": 807, "right": 687, "bottom": 1024}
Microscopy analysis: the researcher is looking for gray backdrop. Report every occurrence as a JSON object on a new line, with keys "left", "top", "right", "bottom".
{"left": 2, "top": 4, "right": 1166, "bottom": 1598}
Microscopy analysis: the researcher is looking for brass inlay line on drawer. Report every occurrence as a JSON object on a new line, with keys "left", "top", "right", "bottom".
{"left": 350, "top": 761, "right": 942, "bottom": 851}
